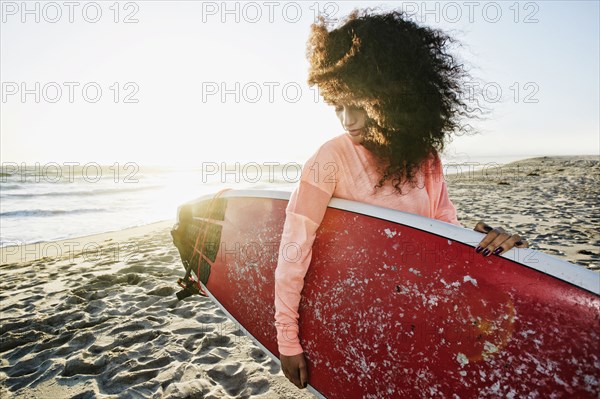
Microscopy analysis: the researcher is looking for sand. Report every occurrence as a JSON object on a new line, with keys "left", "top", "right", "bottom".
{"left": 446, "top": 156, "right": 599, "bottom": 270}
{"left": 0, "top": 222, "right": 314, "bottom": 399}
{"left": 1, "top": 156, "right": 598, "bottom": 398}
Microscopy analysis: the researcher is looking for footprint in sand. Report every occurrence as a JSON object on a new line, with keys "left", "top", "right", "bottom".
{"left": 206, "top": 361, "right": 247, "bottom": 396}
{"left": 249, "top": 347, "right": 280, "bottom": 375}
{"left": 182, "top": 332, "right": 208, "bottom": 352}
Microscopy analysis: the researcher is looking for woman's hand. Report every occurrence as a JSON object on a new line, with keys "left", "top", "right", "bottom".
{"left": 474, "top": 221, "right": 529, "bottom": 256}
{"left": 280, "top": 353, "right": 308, "bottom": 389}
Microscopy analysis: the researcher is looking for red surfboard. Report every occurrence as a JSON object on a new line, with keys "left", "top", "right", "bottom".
{"left": 171, "top": 189, "right": 600, "bottom": 398}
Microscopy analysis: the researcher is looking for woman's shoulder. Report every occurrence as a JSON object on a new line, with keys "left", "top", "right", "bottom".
{"left": 418, "top": 151, "right": 445, "bottom": 185}
{"left": 419, "top": 151, "right": 442, "bottom": 170}
{"left": 320, "top": 133, "right": 351, "bottom": 151}
{"left": 307, "top": 133, "right": 350, "bottom": 161}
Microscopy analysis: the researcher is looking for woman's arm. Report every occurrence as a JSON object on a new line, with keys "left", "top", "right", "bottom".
{"left": 274, "top": 145, "right": 338, "bottom": 388}
{"left": 274, "top": 187, "right": 328, "bottom": 356}
{"left": 426, "top": 156, "right": 528, "bottom": 254}
{"left": 424, "top": 155, "right": 461, "bottom": 226}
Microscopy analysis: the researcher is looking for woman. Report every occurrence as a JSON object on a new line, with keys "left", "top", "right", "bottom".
{"left": 274, "top": 9, "right": 526, "bottom": 390}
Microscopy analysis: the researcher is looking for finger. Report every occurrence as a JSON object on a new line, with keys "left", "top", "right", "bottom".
{"left": 484, "top": 231, "right": 510, "bottom": 256}
{"left": 282, "top": 368, "right": 290, "bottom": 382}
{"left": 289, "top": 365, "right": 301, "bottom": 389}
{"left": 280, "top": 360, "right": 294, "bottom": 386}
{"left": 286, "top": 364, "right": 302, "bottom": 388}
{"left": 489, "top": 234, "right": 523, "bottom": 256}
{"left": 501, "top": 234, "right": 523, "bottom": 251}
{"left": 300, "top": 361, "right": 309, "bottom": 389}
{"left": 482, "top": 231, "right": 512, "bottom": 256}
{"left": 475, "top": 227, "right": 506, "bottom": 254}
{"left": 473, "top": 221, "right": 493, "bottom": 234}
{"left": 515, "top": 239, "right": 529, "bottom": 248}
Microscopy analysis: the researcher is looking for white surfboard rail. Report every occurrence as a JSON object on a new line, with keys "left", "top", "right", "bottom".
{"left": 180, "top": 189, "right": 600, "bottom": 296}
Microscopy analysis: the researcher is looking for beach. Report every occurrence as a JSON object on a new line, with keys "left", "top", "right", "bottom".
{"left": 448, "top": 156, "right": 599, "bottom": 270}
{"left": 1, "top": 156, "right": 598, "bottom": 398}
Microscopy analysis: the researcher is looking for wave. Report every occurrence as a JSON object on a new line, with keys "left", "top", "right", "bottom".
{"left": 0, "top": 184, "right": 21, "bottom": 190}
{"left": 1, "top": 208, "right": 107, "bottom": 218}
{"left": 2, "top": 185, "right": 160, "bottom": 199}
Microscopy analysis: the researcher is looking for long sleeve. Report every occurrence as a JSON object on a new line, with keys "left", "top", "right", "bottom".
{"left": 274, "top": 139, "right": 462, "bottom": 356}
{"left": 424, "top": 155, "right": 461, "bottom": 226}
{"left": 274, "top": 146, "right": 338, "bottom": 356}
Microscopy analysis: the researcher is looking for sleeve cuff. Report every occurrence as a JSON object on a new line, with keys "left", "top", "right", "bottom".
{"left": 275, "top": 321, "right": 303, "bottom": 356}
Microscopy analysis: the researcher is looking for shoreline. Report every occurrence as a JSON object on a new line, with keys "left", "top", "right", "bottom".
{"left": 2, "top": 155, "right": 598, "bottom": 268}
{"left": 0, "top": 220, "right": 176, "bottom": 266}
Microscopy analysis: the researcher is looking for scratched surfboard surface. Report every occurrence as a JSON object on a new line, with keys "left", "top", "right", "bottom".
{"left": 173, "top": 189, "right": 600, "bottom": 399}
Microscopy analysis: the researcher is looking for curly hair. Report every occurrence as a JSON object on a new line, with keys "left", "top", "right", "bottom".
{"left": 307, "top": 8, "right": 485, "bottom": 192}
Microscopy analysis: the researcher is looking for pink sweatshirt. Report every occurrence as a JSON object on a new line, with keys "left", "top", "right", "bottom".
{"left": 274, "top": 134, "right": 460, "bottom": 356}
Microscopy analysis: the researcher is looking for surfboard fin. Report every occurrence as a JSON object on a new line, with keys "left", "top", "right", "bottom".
{"left": 176, "top": 274, "right": 208, "bottom": 300}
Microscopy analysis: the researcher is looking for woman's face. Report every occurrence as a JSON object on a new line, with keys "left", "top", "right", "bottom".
{"left": 335, "top": 104, "right": 367, "bottom": 145}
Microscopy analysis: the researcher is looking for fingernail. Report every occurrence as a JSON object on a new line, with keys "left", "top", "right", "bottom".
{"left": 475, "top": 246, "right": 483, "bottom": 253}
{"left": 483, "top": 225, "right": 492, "bottom": 232}
{"left": 493, "top": 247, "right": 503, "bottom": 255}
{"left": 515, "top": 240, "right": 523, "bottom": 246}
{"left": 303, "top": 382, "right": 307, "bottom": 388}
{"left": 482, "top": 249, "right": 490, "bottom": 256}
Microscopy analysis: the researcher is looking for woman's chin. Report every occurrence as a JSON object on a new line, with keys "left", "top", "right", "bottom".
{"left": 347, "top": 132, "right": 364, "bottom": 145}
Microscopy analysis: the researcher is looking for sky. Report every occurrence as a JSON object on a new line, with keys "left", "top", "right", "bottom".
{"left": 1, "top": 0, "right": 599, "bottom": 167}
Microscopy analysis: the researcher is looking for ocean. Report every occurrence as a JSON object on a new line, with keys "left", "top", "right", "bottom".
{"left": 0, "top": 155, "right": 537, "bottom": 247}
{"left": 0, "top": 163, "right": 296, "bottom": 247}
